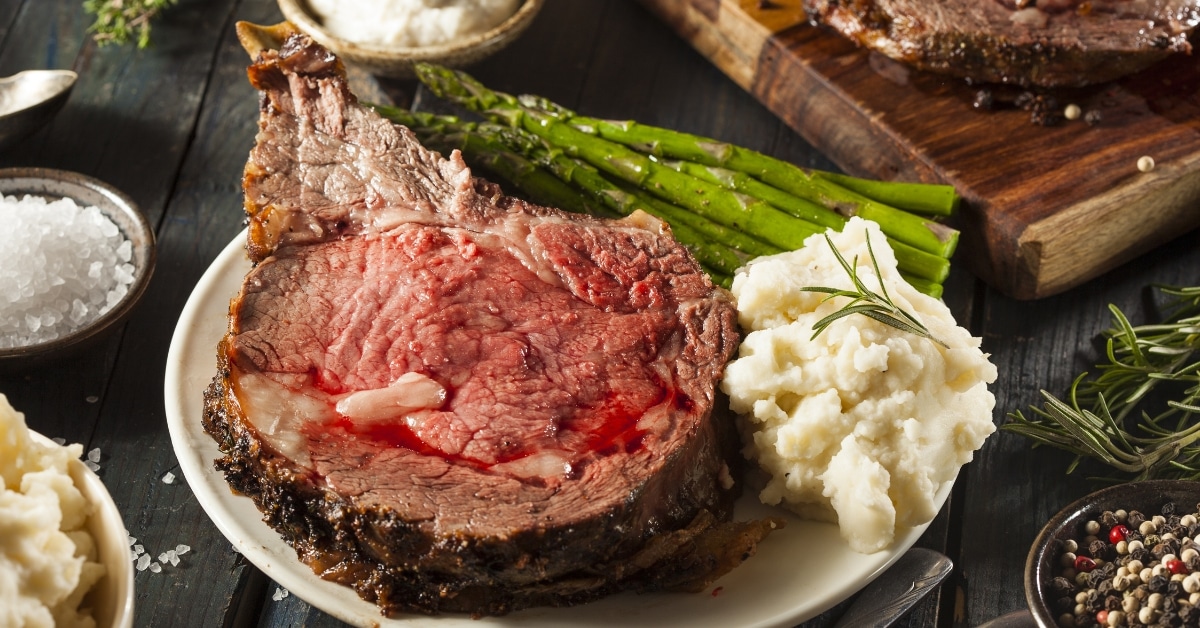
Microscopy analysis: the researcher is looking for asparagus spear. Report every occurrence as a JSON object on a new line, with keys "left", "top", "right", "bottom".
{"left": 813, "top": 171, "right": 958, "bottom": 218}
{"left": 561, "top": 111, "right": 961, "bottom": 219}
{"left": 412, "top": 64, "right": 949, "bottom": 285}
{"left": 559, "top": 113, "right": 957, "bottom": 257}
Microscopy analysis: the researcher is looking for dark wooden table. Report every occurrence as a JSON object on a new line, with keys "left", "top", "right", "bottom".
{"left": 3, "top": 1, "right": 1198, "bottom": 626}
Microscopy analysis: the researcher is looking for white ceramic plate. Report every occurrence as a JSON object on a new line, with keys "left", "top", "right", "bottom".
{"left": 164, "top": 231, "right": 952, "bottom": 628}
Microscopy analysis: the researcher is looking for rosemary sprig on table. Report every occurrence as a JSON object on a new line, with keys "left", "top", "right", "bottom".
{"left": 83, "top": 0, "right": 176, "bottom": 48}
{"left": 1004, "top": 284, "right": 1200, "bottom": 480}
{"left": 801, "top": 233, "right": 947, "bottom": 348}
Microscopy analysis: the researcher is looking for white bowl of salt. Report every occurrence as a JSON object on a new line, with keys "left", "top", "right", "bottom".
{"left": 0, "top": 168, "right": 155, "bottom": 366}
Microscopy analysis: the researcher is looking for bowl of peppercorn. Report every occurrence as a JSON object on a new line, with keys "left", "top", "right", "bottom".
{"left": 1026, "top": 480, "right": 1200, "bottom": 628}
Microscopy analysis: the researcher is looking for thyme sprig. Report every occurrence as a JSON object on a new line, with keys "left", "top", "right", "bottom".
{"left": 83, "top": 0, "right": 176, "bottom": 48}
{"left": 1004, "top": 284, "right": 1200, "bottom": 480}
{"left": 802, "top": 233, "right": 947, "bottom": 348}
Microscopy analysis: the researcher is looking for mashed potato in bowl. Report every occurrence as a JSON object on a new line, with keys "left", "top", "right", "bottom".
{"left": 722, "top": 218, "right": 996, "bottom": 554}
{"left": 0, "top": 394, "right": 106, "bottom": 628}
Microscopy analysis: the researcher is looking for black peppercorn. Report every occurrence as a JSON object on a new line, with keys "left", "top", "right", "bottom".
{"left": 1052, "top": 576, "right": 1076, "bottom": 597}
{"left": 1181, "top": 604, "right": 1200, "bottom": 626}
{"left": 1150, "top": 574, "right": 1170, "bottom": 593}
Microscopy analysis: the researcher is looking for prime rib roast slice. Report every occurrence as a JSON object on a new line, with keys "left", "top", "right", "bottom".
{"left": 802, "top": 0, "right": 1200, "bottom": 87}
{"left": 201, "top": 24, "right": 781, "bottom": 617}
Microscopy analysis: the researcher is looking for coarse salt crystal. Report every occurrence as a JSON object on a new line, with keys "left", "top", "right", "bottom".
{"left": 148, "top": 562, "right": 161, "bottom": 573}
{"left": 162, "top": 471, "right": 176, "bottom": 484}
{"left": 87, "top": 447, "right": 101, "bottom": 463}
{"left": 176, "top": 544, "right": 190, "bottom": 555}
{"left": 0, "top": 194, "right": 136, "bottom": 347}
{"left": 136, "top": 554, "right": 151, "bottom": 571}
{"left": 83, "top": 460, "right": 100, "bottom": 473}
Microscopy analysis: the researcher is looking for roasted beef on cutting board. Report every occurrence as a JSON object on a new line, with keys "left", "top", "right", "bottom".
{"left": 803, "top": 0, "right": 1200, "bottom": 87}
{"left": 201, "top": 28, "right": 779, "bottom": 617}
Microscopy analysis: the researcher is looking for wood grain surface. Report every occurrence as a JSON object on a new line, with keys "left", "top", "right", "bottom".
{"left": 636, "top": 0, "right": 1200, "bottom": 300}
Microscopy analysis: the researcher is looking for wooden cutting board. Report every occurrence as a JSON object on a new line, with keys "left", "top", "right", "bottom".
{"left": 636, "top": 0, "right": 1200, "bottom": 300}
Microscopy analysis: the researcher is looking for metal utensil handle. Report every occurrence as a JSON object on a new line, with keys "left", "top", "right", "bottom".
{"left": 833, "top": 548, "right": 955, "bottom": 628}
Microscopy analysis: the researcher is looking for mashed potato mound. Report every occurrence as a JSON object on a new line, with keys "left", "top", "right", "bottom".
{"left": 721, "top": 218, "right": 996, "bottom": 554}
{"left": 0, "top": 394, "right": 104, "bottom": 628}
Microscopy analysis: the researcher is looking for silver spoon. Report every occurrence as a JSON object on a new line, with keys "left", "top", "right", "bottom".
{"left": 833, "top": 548, "right": 955, "bottom": 627}
{"left": 0, "top": 69, "right": 77, "bottom": 153}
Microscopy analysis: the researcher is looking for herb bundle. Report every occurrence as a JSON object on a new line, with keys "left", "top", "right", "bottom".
{"left": 1004, "top": 284, "right": 1200, "bottom": 480}
{"left": 83, "top": 0, "right": 176, "bottom": 48}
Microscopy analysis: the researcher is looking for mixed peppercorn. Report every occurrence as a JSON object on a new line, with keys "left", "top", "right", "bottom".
{"left": 1049, "top": 502, "right": 1200, "bottom": 627}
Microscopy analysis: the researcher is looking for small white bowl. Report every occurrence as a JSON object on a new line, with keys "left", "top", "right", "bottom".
{"left": 29, "top": 432, "right": 135, "bottom": 628}
{"left": 276, "top": 0, "right": 545, "bottom": 78}
{"left": 72, "top": 454, "right": 136, "bottom": 628}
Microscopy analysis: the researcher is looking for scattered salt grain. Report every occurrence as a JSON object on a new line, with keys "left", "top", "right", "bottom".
{"left": 83, "top": 460, "right": 100, "bottom": 472}
{"left": 136, "top": 554, "right": 151, "bottom": 571}
{"left": 148, "top": 562, "right": 161, "bottom": 573}
{"left": 161, "top": 471, "right": 176, "bottom": 484}
{"left": 175, "top": 544, "right": 190, "bottom": 555}
{"left": 272, "top": 587, "right": 289, "bottom": 601}
{"left": 0, "top": 194, "right": 136, "bottom": 348}
{"left": 52, "top": 437, "right": 66, "bottom": 445}
{"left": 133, "top": 544, "right": 144, "bottom": 556}
{"left": 87, "top": 447, "right": 101, "bottom": 463}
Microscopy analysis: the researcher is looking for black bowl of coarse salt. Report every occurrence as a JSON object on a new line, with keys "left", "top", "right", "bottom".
{"left": 0, "top": 168, "right": 155, "bottom": 366}
{"left": 1026, "top": 480, "right": 1200, "bottom": 628}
